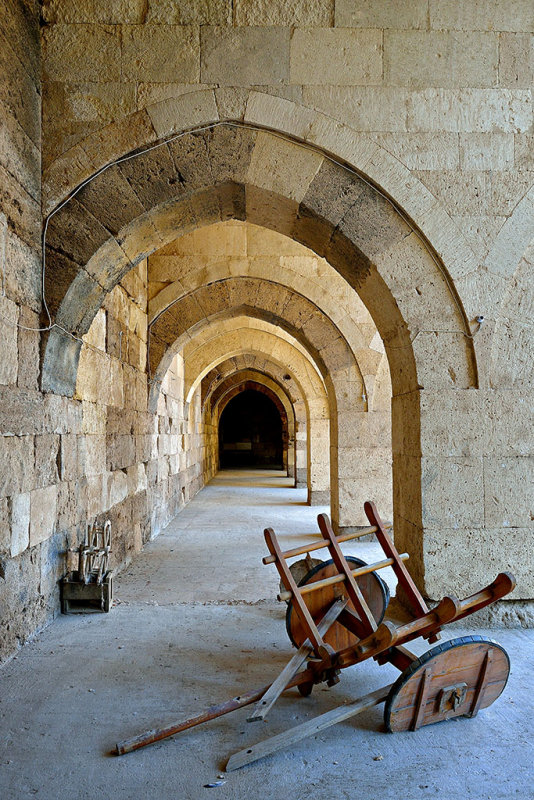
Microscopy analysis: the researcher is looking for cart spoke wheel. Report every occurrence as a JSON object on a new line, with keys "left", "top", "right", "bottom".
{"left": 285, "top": 556, "right": 390, "bottom": 650}
{"left": 384, "top": 635, "right": 510, "bottom": 732}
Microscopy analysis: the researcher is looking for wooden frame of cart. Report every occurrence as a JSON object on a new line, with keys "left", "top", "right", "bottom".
{"left": 114, "top": 501, "right": 515, "bottom": 770}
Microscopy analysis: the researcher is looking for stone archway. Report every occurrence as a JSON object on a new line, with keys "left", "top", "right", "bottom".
{"left": 42, "top": 114, "right": 477, "bottom": 595}
{"left": 216, "top": 382, "right": 289, "bottom": 472}
{"left": 203, "top": 362, "right": 306, "bottom": 489}
{"left": 206, "top": 372, "right": 297, "bottom": 482}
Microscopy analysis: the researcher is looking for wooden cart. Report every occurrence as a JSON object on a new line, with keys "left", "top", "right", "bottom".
{"left": 115, "top": 501, "right": 515, "bottom": 770}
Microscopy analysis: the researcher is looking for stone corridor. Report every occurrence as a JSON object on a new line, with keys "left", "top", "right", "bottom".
{"left": 0, "top": 471, "right": 532, "bottom": 800}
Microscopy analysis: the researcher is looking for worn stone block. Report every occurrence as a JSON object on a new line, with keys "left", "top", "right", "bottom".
{"left": 371, "top": 132, "right": 460, "bottom": 170}
{"left": 145, "top": 0, "right": 230, "bottom": 24}
{"left": 483, "top": 390, "right": 534, "bottom": 457}
{"left": 514, "top": 133, "right": 534, "bottom": 172}
{"left": 499, "top": 32, "right": 534, "bottom": 89}
{"left": 201, "top": 27, "right": 290, "bottom": 86}
{"left": 419, "top": 390, "right": 484, "bottom": 458}
{"left": 0, "top": 163, "right": 40, "bottom": 250}
{"left": 0, "top": 99, "right": 40, "bottom": 202}
{"left": 10, "top": 491, "right": 30, "bottom": 557}
{"left": 303, "top": 86, "right": 409, "bottom": 132}
{"left": 116, "top": 213, "right": 162, "bottom": 265}
{"left": 122, "top": 25, "right": 199, "bottom": 83}
{"left": 16, "top": 307, "right": 39, "bottom": 391}
{"left": 144, "top": 197, "right": 197, "bottom": 248}
{"left": 55, "top": 268, "right": 108, "bottom": 337}
{"left": 77, "top": 434, "right": 106, "bottom": 476}
{"left": 106, "top": 434, "right": 136, "bottom": 471}
{"left": 484, "top": 456, "right": 534, "bottom": 528}
{"left": 42, "top": 0, "right": 147, "bottom": 24}
{"left": 301, "top": 160, "right": 371, "bottom": 230}
{"left": 420, "top": 456, "right": 484, "bottom": 529}
{"left": 429, "top": 0, "right": 534, "bottom": 33}
{"left": 459, "top": 132, "right": 514, "bottom": 169}
{"left": 0, "top": 295, "right": 18, "bottom": 386}
{"left": 0, "top": 387, "right": 44, "bottom": 436}
{"left": 236, "top": 0, "right": 329, "bottom": 25}
{"left": 29, "top": 485, "right": 57, "bottom": 547}
{"left": 80, "top": 110, "right": 157, "bottom": 174}
{"left": 0, "top": 496, "right": 9, "bottom": 553}
{"left": 407, "top": 88, "right": 532, "bottom": 133}
{"left": 247, "top": 131, "right": 323, "bottom": 202}
{"left": 336, "top": 0, "right": 427, "bottom": 28}
{"left": 119, "top": 144, "right": 182, "bottom": 212}
{"left": 120, "top": 264, "right": 146, "bottom": 307}
{"left": 83, "top": 307, "right": 106, "bottom": 351}
{"left": 1, "top": 0, "right": 40, "bottom": 85}
{"left": 77, "top": 164, "right": 146, "bottom": 238}
{"left": 0, "top": 28, "right": 40, "bottom": 144}
{"left": 108, "top": 358, "right": 124, "bottom": 408}
{"left": 85, "top": 474, "right": 104, "bottom": 518}
{"left": 59, "top": 434, "right": 78, "bottom": 481}
{"left": 336, "top": 179, "right": 410, "bottom": 261}
{"left": 422, "top": 526, "right": 532, "bottom": 600}
{"left": 46, "top": 197, "right": 112, "bottom": 266}
{"left": 106, "top": 469, "right": 128, "bottom": 509}
{"left": 291, "top": 28, "right": 382, "bottom": 86}
{"left": 43, "top": 24, "right": 121, "bottom": 83}
{"left": 136, "top": 82, "right": 210, "bottom": 110}
{"left": 4, "top": 232, "right": 41, "bottom": 313}
{"left": 35, "top": 434, "right": 60, "bottom": 488}
{"left": 386, "top": 30, "right": 499, "bottom": 89}
{"left": 207, "top": 125, "right": 257, "bottom": 186}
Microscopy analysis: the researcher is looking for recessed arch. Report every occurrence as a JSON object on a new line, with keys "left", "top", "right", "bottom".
{"left": 216, "top": 383, "right": 289, "bottom": 472}
{"left": 42, "top": 113, "right": 479, "bottom": 592}
{"left": 42, "top": 123, "right": 476, "bottom": 400}
{"left": 202, "top": 363, "right": 306, "bottom": 488}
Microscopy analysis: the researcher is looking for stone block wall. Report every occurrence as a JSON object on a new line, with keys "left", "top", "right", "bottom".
{"left": 0, "top": 0, "right": 44, "bottom": 660}
{"left": 40, "top": 1, "right": 533, "bottom": 236}
{"left": 0, "top": 247, "right": 214, "bottom": 662}
{"left": 36, "top": 2, "right": 533, "bottom": 615}
{"left": 1, "top": 1, "right": 533, "bottom": 662}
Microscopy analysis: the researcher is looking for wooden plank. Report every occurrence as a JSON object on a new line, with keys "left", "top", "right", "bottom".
{"left": 376, "top": 645, "right": 418, "bottom": 672}
{"left": 264, "top": 527, "right": 328, "bottom": 658}
{"left": 469, "top": 648, "right": 493, "bottom": 717}
{"left": 115, "top": 659, "right": 322, "bottom": 756}
{"left": 410, "top": 667, "right": 432, "bottom": 731}
{"left": 247, "top": 598, "right": 348, "bottom": 723}
{"left": 277, "top": 553, "right": 409, "bottom": 602}
{"left": 364, "top": 502, "right": 432, "bottom": 633}
{"left": 262, "top": 523, "right": 392, "bottom": 565}
{"left": 317, "top": 513, "right": 377, "bottom": 635}
{"left": 226, "top": 684, "right": 393, "bottom": 772}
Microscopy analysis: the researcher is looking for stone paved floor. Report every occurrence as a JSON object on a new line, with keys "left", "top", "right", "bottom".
{"left": 0, "top": 470, "right": 532, "bottom": 800}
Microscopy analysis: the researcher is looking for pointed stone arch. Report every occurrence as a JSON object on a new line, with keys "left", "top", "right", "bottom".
{"left": 42, "top": 104, "right": 479, "bottom": 594}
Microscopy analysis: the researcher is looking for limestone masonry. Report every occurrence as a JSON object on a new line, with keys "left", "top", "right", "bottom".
{"left": 0, "top": 0, "right": 533, "bottom": 661}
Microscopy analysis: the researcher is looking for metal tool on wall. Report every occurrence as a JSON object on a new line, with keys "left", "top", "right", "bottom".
{"left": 61, "top": 520, "right": 113, "bottom": 613}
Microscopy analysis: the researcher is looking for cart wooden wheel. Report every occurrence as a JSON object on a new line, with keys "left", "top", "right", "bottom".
{"left": 279, "top": 555, "right": 325, "bottom": 600}
{"left": 285, "top": 556, "right": 390, "bottom": 650}
{"left": 384, "top": 635, "right": 510, "bottom": 732}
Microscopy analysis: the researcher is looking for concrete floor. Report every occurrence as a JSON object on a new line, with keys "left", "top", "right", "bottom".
{"left": 1, "top": 470, "right": 532, "bottom": 800}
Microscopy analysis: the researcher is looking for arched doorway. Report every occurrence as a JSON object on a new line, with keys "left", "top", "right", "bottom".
{"left": 218, "top": 388, "right": 285, "bottom": 470}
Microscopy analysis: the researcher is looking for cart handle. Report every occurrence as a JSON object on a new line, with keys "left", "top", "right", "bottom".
{"left": 277, "top": 553, "right": 409, "bottom": 602}
{"left": 262, "top": 522, "right": 392, "bottom": 565}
